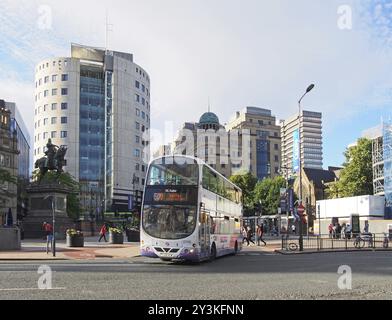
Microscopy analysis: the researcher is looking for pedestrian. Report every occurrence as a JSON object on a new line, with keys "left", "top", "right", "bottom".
{"left": 336, "top": 223, "right": 342, "bottom": 239}
{"left": 257, "top": 224, "right": 266, "bottom": 246}
{"left": 241, "top": 226, "right": 248, "bottom": 245}
{"left": 99, "top": 223, "right": 108, "bottom": 242}
{"left": 246, "top": 226, "right": 255, "bottom": 246}
{"left": 364, "top": 222, "right": 369, "bottom": 234}
{"left": 332, "top": 224, "right": 337, "bottom": 239}
{"left": 341, "top": 223, "right": 346, "bottom": 239}
{"left": 328, "top": 223, "right": 333, "bottom": 238}
{"left": 43, "top": 222, "right": 53, "bottom": 254}
{"left": 345, "top": 224, "right": 352, "bottom": 239}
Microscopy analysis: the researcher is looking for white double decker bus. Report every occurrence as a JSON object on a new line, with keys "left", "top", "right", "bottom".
{"left": 140, "top": 155, "right": 243, "bottom": 262}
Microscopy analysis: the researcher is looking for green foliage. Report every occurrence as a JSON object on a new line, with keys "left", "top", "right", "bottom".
{"left": 328, "top": 138, "right": 373, "bottom": 198}
{"left": 33, "top": 170, "right": 81, "bottom": 220}
{"left": 0, "top": 168, "right": 17, "bottom": 185}
{"left": 229, "top": 172, "right": 258, "bottom": 215}
{"left": 254, "top": 176, "right": 287, "bottom": 215}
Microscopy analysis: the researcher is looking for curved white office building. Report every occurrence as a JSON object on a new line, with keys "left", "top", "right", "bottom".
{"left": 34, "top": 44, "right": 151, "bottom": 213}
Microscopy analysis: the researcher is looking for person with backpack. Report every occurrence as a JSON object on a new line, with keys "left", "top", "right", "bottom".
{"left": 257, "top": 224, "right": 266, "bottom": 246}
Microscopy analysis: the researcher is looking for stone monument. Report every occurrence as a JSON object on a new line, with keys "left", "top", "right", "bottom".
{"left": 24, "top": 139, "right": 75, "bottom": 239}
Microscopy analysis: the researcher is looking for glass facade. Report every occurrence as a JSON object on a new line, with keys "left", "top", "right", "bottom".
{"left": 79, "top": 65, "right": 105, "bottom": 190}
{"left": 256, "top": 130, "right": 270, "bottom": 180}
{"left": 383, "top": 122, "right": 392, "bottom": 213}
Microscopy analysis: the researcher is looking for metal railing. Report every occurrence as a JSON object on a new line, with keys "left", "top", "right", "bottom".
{"left": 282, "top": 233, "right": 391, "bottom": 252}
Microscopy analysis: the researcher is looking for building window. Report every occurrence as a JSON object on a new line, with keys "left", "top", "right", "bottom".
{"left": 135, "top": 94, "right": 140, "bottom": 102}
{"left": 141, "top": 111, "right": 145, "bottom": 120}
{"left": 61, "top": 88, "right": 68, "bottom": 95}
{"left": 61, "top": 74, "right": 68, "bottom": 81}
{"left": 134, "top": 149, "right": 140, "bottom": 157}
{"left": 275, "top": 155, "right": 279, "bottom": 162}
{"left": 61, "top": 131, "right": 67, "bottom": 138}
{"left": 39, "top": 79, "right": 42, "bottom": 86}
{"left": 51, "top": 131, "right": 57, "bottom": 139}
{"left": 142, "top": 97, "right": 145, "bottom": 106}
{"left": 51, "top": 103, "right": 57, "bottom": 110}
{"left": 43, "top": 104, "right": 48, "bottom": 112}
{"left": 44, "top": 90, "right": 49, "bottom": 97}
{"left": 136, "top": 108, "right": 140, "bottom": 117}
{"left": 136, "top": 136, "right": 140, "bottom": 144}
{"left": 51, "top": 117, "right": 57, "bottom": 125}
{"left": 52, "top": 88, "right": 58, "bottom": 96}
{"left": 274, "top": 144, "right": 279, "bottom": 150}
{"left": 135, "top": 81, "right": 140, "bottom": 89}
{"left": 61, "top": 117, "right": 67, "bottom": 124}
{"left": 136, "top": 122, "right": 140, "bottom": 130}
{"left": 135, "top": 163, "right": 140, "bottom": 171}
{"left": 61, "top": 103, "right": 68, "bottom": 110}
{"left": 43, "top": 132, "right": 48, "bottom": 140}
{"left": 142, "top": 84, "right": 145, "bottom": 92}
{"left": 44, "top": 76, "right": 49, "bottom": 83}
{"left": 52, "top": 75, "right": 57, "bottom": 82}
{"left": 43, "top": 118, "right": 49, "bottom": 126}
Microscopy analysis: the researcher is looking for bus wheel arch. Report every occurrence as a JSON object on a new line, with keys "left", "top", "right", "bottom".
{"left": 234, "top": 241, "right": 239, "bottom": 255}
{"left": 210, "top": 242, "right": 217, "bottom": 261}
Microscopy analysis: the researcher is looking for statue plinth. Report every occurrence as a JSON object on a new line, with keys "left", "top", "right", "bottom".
{"left": 24, "top": 183, "right": 75, "bottom": 240}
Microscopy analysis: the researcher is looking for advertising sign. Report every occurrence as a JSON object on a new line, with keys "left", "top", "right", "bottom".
{"left": 292, "top": 129, "right": 300, "bottom": 174}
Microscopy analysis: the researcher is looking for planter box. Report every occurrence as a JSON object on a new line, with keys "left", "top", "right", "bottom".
{"left": 109, "top": 232, "right": 124, "bottom": 244}
{"left": 66, "top": 234, "right": 84, "bottom": 247}
{"left": 126, "top": 230, "right": 140, "bottom": 242}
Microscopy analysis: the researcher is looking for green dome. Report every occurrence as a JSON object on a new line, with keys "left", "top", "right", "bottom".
{"left": 199, "top": 112, "right": 220, "bottom": 125}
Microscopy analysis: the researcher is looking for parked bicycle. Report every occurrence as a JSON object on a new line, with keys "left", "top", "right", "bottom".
{"left": 353, "top": 233, "right": 373, "bottom": 249}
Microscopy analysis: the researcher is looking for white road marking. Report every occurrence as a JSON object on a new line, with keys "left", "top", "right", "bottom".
{"left": 0, "top": 287, "right": 66, "bottom": 292}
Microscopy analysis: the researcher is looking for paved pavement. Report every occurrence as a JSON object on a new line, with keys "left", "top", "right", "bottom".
{"left": 0, "top": 246, "right": 391, "bottom": 300}
{"left": 0, "top": 238, "right": 140, "bottom": 260}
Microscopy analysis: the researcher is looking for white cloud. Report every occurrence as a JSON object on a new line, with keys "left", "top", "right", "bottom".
{"left": 1, "top": 0, "right": 392, "bottom": 165}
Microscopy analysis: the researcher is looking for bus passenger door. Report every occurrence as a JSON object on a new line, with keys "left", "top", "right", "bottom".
{"left": 199, "top": 211, "right": 210, "bottom": 258}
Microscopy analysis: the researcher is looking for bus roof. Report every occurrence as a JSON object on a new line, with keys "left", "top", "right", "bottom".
{"left": 149, "top": 155, "right": 242, "bottom": 193}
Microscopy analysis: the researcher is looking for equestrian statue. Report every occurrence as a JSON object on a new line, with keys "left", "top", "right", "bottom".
{"left": 35, "top": 139, "right": 68, "bottom": 177}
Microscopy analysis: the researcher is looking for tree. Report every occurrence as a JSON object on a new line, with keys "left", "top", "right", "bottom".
{"left": 0, "top": 168, "right": 17, "bottom": 185}
{"left": 253, "top": 176, "right": 286, "bottom": 215}
{"left": 328, "top": 138, "right": 373, "bottom": 198}
{"left": 32, "top": 170, "right": 81, "bottom": 220}
{"left": 0, "top": 168, "right": 17, "bottom": 203}
{"left": 230, "top": 172, "right": 258, "bottom": 216}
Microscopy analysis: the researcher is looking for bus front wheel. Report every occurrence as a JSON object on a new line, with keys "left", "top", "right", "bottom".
{"left": 210, "top": 243, "right": 217, "bottom": 261}
{"left": 233, "top": 241, "right": 239, "bottom": 255}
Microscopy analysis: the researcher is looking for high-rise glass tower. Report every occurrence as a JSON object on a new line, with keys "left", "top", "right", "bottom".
{"left": 34, "top": 44, "right": 151, "bottom": 213}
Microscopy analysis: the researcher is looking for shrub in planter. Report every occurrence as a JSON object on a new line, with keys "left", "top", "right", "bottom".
{"left": 109, "top": 228, "right": 124, "bottom": 244}
{"left": 66, "top": 229, "right": 84, "bottom": 247}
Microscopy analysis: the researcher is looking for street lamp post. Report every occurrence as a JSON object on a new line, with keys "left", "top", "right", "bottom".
{"left": 298, "top": 84, "right": 315, "bottom": 251}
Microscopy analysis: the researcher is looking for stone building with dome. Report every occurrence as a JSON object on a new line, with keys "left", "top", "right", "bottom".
{"left": 171, "top": 111, "right": 232, "bottom": 178}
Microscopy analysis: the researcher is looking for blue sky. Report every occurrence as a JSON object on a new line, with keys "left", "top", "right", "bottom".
{"left": 1, "top": 0, "right": 392, "bottom": 168}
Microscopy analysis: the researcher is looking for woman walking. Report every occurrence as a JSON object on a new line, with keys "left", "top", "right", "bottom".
{"left": 98, "top": 223, "right": 108, "bottom": 242}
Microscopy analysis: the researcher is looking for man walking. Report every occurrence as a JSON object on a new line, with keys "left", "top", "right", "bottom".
{"left": 257, "top": 224, "right": 267, "bottom": 246}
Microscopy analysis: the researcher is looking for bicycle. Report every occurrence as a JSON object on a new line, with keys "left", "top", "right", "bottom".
{"left": 353, "top": 234, "right": 373, "bottom": 249}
